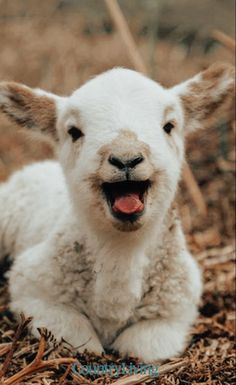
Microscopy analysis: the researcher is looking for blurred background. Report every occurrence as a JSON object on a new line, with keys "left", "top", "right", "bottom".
{"left": 0, "top": 2, "right": 235, "bottom": 383}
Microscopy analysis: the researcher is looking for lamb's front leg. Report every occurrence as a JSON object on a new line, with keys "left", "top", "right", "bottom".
{"left": 9, "top": 243, "right": 103, "bottom": 354}
{"left": 112, "top": 316, "right": 194, "bottom": 363}
{"left": 11, "top": 297, "right": 104, "bottom": 354}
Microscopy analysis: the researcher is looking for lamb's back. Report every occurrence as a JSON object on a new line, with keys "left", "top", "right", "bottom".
{"left": 0, "top": 160, "right": 69, "bottom": 258}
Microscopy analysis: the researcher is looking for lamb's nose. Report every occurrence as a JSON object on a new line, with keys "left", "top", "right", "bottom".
{"left": 108, "top": 155, "right": 144, "bottom": 170}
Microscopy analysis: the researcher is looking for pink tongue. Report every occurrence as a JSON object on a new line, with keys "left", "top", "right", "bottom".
{"left": 113, "top": 193, "right": 144, "bottom": 214}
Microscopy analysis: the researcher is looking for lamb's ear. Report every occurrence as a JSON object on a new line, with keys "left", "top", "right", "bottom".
{"left": 172, "top": 63, "right": 235, "bottom": 133}
{"left": 0, "top": 82, "right": 62, "bottom": 137}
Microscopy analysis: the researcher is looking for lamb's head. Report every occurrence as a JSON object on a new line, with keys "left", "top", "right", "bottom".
{"left": 57, "top": 69, "right": 187, "bottom": 232}
{"left": 0, "top": 64, "right": 234, "bottom": 232}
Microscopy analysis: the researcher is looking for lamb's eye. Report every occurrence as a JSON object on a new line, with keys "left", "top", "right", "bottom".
{"left": 68, "top": 126, "right": 84, "bottom": 142}
{"left": 163, "top": 122, "right": 175, "bottom": 135}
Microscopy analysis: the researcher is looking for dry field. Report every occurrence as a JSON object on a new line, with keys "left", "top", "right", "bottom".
{"left": 0, "top": 1, "right": 235, "bottom": 384}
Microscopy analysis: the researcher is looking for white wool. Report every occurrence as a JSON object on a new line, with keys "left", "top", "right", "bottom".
{"left": 1, "top": 64, "right": 232, "bottom": 362}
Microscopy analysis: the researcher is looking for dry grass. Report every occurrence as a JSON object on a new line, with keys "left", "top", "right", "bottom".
{"left": 0, "top": 246, "right": 235, "bottom": 384}
{"left": 0, "top": 1, "right": 235, "bottom": 384}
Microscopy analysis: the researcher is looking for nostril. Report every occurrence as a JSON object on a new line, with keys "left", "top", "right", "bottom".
{"left": 127, "top": 155, "right": 144, "bottom": 169}
{"left": 108, "top": 156, "right": 125, "bottom": 170}
{"left": 108, "top": 155, "right": 144, "bottom": 170}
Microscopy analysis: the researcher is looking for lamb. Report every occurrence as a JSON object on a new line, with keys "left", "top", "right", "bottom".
{"left": 0, "top": 63, "right": 234, "bottom": 363}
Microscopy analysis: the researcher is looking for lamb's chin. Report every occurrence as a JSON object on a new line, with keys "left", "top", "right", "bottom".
{"left": 112, "top": 220, "right": 143, "bottom": 232}
{"left": 106, "top": 210, "right": 145, "bottom": 232}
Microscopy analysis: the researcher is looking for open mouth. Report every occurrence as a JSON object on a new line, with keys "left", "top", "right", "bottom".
{"left": 102, "top": 180, "right": 151, "bottom": 222}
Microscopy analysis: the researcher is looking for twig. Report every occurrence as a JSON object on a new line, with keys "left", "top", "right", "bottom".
{"left": 199, "top": 250, "right": 235, "bottom": 267}
{"left": 110, "top": 359, "right": 189, "bottom": 385}
{"left": 0, "top": 345, "right": 12, "bottom": 358}
{"left": 71, "top": 371, "right": 91, "bottom": 384}
{"left": 58, "top": 363, "right": 72, "bottom": 385}
{"left": 104, "top": 0, "right": 207, "bottom": 216}
{"left": 196, "top": 244, "right": 235, "bottom": 262}
{"left": 182, "top": 163, "right": 207, "bottom": 216}
{"left": 104, "top": 0, "right": 147, "bottom": 75}
{"left": 1, "top": 329, "right": 77, "bottom": 385}
{"left": 212, "top": 30, "right": 235, "bottom": 53}
{"left": 0, "top": 314, "right": 32, "bottom": 380}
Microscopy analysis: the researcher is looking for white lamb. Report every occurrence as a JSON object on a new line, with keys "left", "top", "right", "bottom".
{"left": 0, "top": 63, "right": 234, "bottom": 362}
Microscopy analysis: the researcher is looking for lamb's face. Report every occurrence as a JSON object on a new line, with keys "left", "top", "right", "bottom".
{"left": 57, "top": 69, "right": 185, "bottom": 231}
{"left": 0, "top": 64, "right": 234, "bottom": 232}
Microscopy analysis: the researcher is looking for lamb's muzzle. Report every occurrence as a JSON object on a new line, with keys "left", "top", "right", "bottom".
{"left": 103, "top": 152, "right": 149, "bottom": 220}
{"left": 95, "top": 130, "right": 155, "bottom": 230}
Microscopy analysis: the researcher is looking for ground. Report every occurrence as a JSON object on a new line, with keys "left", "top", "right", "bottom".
{"left": 0, "top": 1, "right": 235, "bottom": 384}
